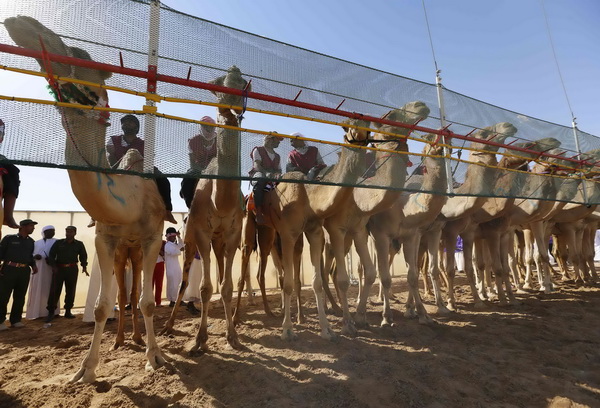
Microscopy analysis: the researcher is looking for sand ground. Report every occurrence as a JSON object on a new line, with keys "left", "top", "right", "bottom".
{"left": 0, "top": 272, "right": 599, "bottom": 408}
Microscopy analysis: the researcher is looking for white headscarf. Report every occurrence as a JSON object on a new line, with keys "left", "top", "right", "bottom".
{"left": 42, "top": 225, "right": 55, "bottom": 235}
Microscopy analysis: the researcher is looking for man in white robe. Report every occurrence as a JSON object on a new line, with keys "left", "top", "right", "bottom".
{"left": 26, "top": 225, "right": 59, "bottom": 319}
{"left": 164, "top": 227, "right": 184, "bottom": 306}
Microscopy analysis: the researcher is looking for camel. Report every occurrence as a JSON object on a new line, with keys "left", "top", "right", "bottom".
{"left": 160, "top": 66, "right": 249, "bottom": 352}
{"left": 541, "top": 164, "right": 600, "bottom": 286}
{"left": 5, "top": 16, "right": 168, "bottom": 382}
{"left": 313, "top": 102, "right": 431, "bottom": 331}
{"left": 236, "top": 120, "right": 372, "bottom": 341}
{"left": 368, "top": 132, "right": 448, "bottom": 324}
{"left": 468, "top": 138, "right": 562, "bottom": 303}
{"left": 235, "top": 206, "right": 304, "bottom": 323}
{"left": 435, "top": 122, "right": 518, "bottom": 310}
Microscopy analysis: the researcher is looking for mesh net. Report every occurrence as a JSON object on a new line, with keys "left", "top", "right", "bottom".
{"left": 1, "top": 0, "right": 600, "bottom": 205}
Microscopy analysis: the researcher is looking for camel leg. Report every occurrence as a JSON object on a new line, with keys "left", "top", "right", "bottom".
{"left": 305, "top": 223, "right": 336, "bottom": 340}
{"left": 129, "top": 246, "right": 145, "bottom": 346}
{"left": 321, "top": 241, "right": 342, "bottom": 315}
{"left": 353, "top": 228, "right": 376, "bottom": 328}
{"left": 484, "top": 230, "right": 513, "bottom": 306}
{"left": 234, "top": 214, "right": 257, "bottom": 326}
{"left": 326, "top": 226, "right": 356, "bottom": 336}
{"left": 293, "top": 236, "right": 305, "bottom": 324}
{"left": 506, "top": 229, "right": 524, "bottom": 292}
{"left": 554, "top": 233, "right": 571, "bottom": 281}
{"left": 522, "top": 228, "right": 536, "bottom": 289}
{"left": 461, "top": 232, "right": 484, "bottom": 309}
{"left": 473, "top": 239, "right": 487, "bottom": 300}
{"left": 531, "top": 222, "right": 554, "bottom": 293}
{"left": 403, "top": 234, "right": 433, "bottom": 325}
{"left": 258, "top": 227, "right": 276, "bottom": 316}
{"left": 372, "top": 231, "right": 394, "bottom": 326}
{"left": 70, "top": 236, "right": 117, "bottom": 383}
{"left": 192, "top": 236, "right": 213, "bottom": 354}
{"left": 220, "top": 231, "right": 243, "bottom": 349}
{"left": 139, "top": 235, "right": 166, "bottom": 370}
{"left": 561, "top": 227, "right": 584, "bottom": 285}
{"left": 425, "top": 227, "right": 450, "bottom": 314}
{"left": 279, "top": 233, "right": 298, "bottom": 341}
{"left": 112, "top": 246, "right": 128, "bottom": 350}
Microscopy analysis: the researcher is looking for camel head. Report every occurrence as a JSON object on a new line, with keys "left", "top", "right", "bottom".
{"left": 4, "top": 16, "right": 112, "bottom": 84}
{"left": 502, "top": 136, "right": 561, "bottom": 168}
{"left": 470, "top": 122, "right": 518, "bottom": 153}
{"left": 420, "top": 133, "right": 447, "bottom": 157}
{"left": 209, "top": 65, "right": 251, "bottom": 116}
{"left": 531, "top": 148, "right": 568, "bottom": 175}
{"left": 581, "top": 148, "right": 600, "bottom": 177}
{"left": 341, "top": 119, "right": 371, "bottom": 146}
{"left": 374, "top": 101, "right": 430, "bottom": 139}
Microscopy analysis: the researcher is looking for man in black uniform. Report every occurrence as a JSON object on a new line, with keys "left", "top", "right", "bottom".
{"left": 45, "top": 226, "right": 88, "bottom": 323}
{"left": 0, "top": 219, "right": 37, "bottom": 330}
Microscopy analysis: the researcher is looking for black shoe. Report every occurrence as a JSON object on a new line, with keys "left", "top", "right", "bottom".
{"left": 45, "top": 313, "right": 54, "bottom": 324}
{"left": 187, "top": 302, "right": 200, "bottom": 315}
{"left": 64, "top": 310, "right": 75, "bottom": 319}
{"left": 169, "top": 301, "right": 176, "bottom": 307}
{"left": 125, "top": 304, "right": 132, "bottom": 310}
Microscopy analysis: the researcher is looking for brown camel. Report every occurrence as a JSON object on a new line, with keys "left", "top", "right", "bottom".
{"left": 236, "top": 120, "right": 372, "bottom": 341}
{"left": 436, "top": 122, "right": 518, "bottom": 310}
{"left": 468, "top": 137, "right": 561, "bottom": 304}
{"left": 161, "top": 66, "right": 248, "bottom": 352}
{"left": 235, "top": 207, "right": 303, "bottom": 324}
{"left": 5, "top": 16, "right": 167, "bottom": 382}
{"left": 314, "top": 102, "right": 431, "bottom": 332}
{"left": 368, "top": 133, "right": 448, "bottom": 324}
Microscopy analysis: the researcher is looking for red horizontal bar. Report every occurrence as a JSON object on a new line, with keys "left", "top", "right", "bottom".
{"left": 0, "top": 42, "right": 594, "bottom": 169}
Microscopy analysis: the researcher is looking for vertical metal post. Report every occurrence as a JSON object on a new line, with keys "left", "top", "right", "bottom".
{"left": 143, "top": 0, "right": 161, "bottom": 174}
{"left": 435, "top": 70, "right": 454, "bottom": 195}
{"left": 572, "top": 118, "right": 588, "bottom": 204}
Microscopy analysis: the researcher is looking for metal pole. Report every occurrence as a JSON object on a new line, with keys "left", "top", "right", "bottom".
{"left": 143, "top": 0, "right": 160, "bottom": 174}
{"left": 572, "top": 118, "right": 588, "bottom": 204}
{"left": 436, "top": 70, "right": 454, "bottom": 195}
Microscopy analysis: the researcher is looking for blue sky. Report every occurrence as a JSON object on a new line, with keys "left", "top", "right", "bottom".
{"left": 2, "top": 0, "right": 599, "bottom": 213}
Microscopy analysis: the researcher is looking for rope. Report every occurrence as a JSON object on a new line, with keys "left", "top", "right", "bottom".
{"left": 421, "top": 0, "right": 439, "bottom": 72}
{"left": 540, "top": 0, "right": 575, "bottom": 121}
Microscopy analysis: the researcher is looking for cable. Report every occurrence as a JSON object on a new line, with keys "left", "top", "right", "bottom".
{"left": 421, "top": 0, "right": 439, "bottom": 72}
{"left": 540, "top": 0, "right": 575, "bottom": 121}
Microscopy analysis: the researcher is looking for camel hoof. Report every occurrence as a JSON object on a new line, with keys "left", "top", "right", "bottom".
{"left": 435, "top": 305, "right": 451, "bottom": 315}
{"left": 281, "top": 328, "right": 298, "bottom": 341}
{"left": 111, "top": 341, "right": 123, "bottom": 351}
{"left": 189, "top": 343, "right": 209, "bottom": 357}
{"left": 70, "top": 367, "right": 96, "bottom": 384}
{"left": 133, "top": 336, "right": 146, "bottom": 347}
{"left": 418, "top": 315, "right": 435, "bottom": 325}
{"left": 446, "top": 301, "right": 456, "bottom": 312}
{"left": 159, "top": 324, "right": 174, "bottom": 336}
{"left": 145, "top": 353, "right": 166, "bottom": 371}
{"left": 380, "top": 319, "right": 393, "bottom": 328}
{"left": 341, "top": 320, "right": 357, "bottom": 336}
{"left": 228, "top": 335, "right": 243, "bottom": 350}
{"left": 354, "top": 314, "right": 368, "bottom": 328}
{"left": 473, "top": 301, "right": 486, "bottom": 310}
{"left": 522, "top": 282, "right": 533, "bottom": 290}
{"left": 320, "top": 328, "right": 337, "bottom": 341}
{"left": 404, "top": 308, "right": 417, "bottom": 319}
{"left": 516, "top": 288, "right": 528, "bottom": 295}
